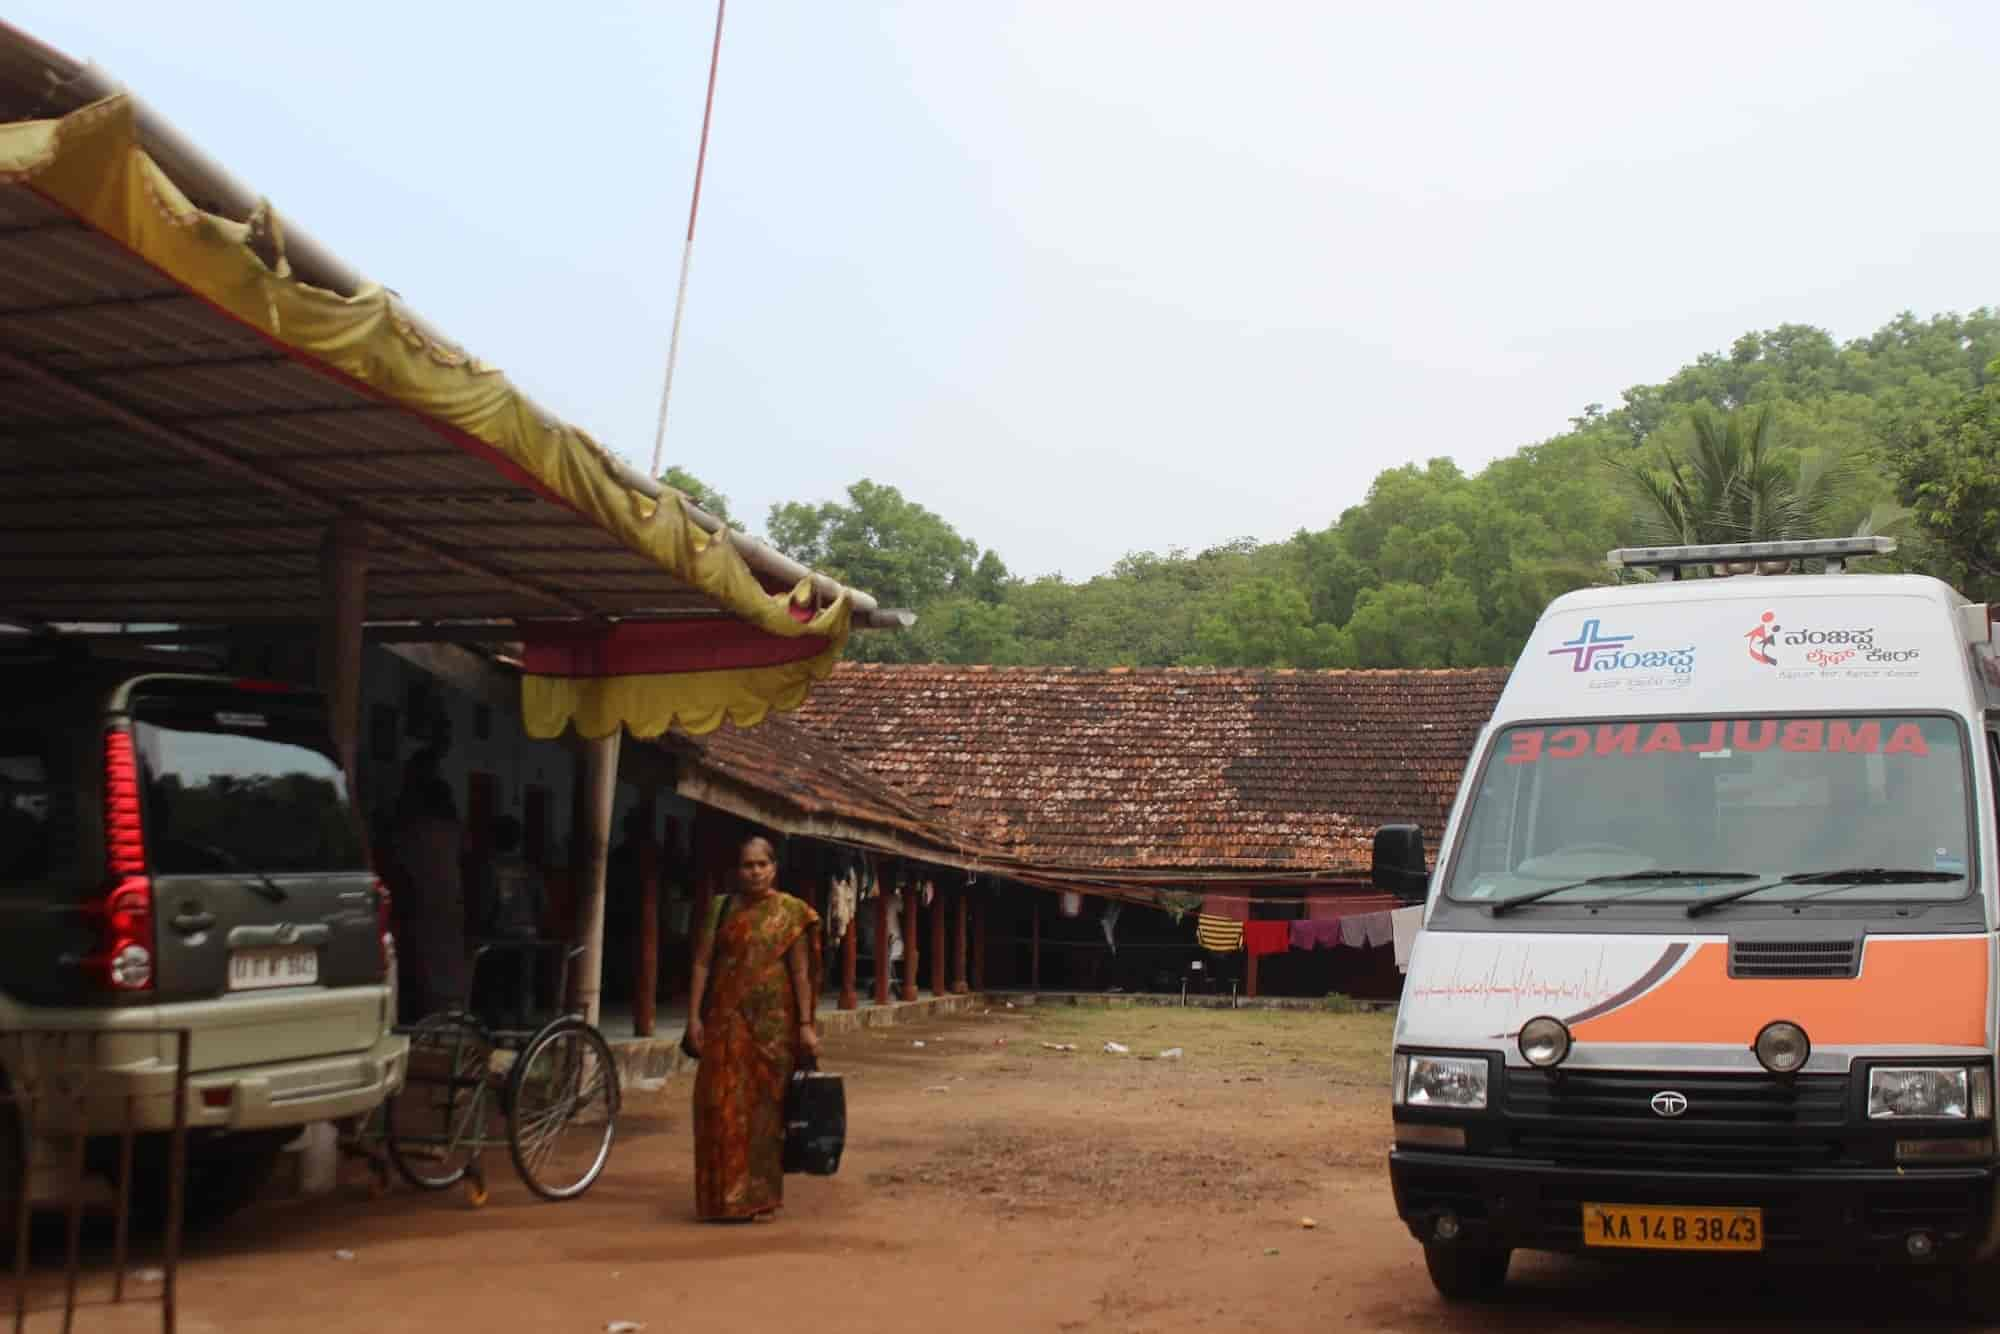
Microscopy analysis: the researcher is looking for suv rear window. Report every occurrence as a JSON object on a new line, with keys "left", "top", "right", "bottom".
{"left": 134, "top": 699, "right": 365, "bottom": 876}
{"left": 0, "top": 728, "right": 62, "bottom": 882}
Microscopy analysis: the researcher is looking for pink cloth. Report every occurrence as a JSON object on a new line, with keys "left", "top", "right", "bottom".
{"left": 1290, "top": 919, "right": 1344, "bottom": 951}
{"left": 1243, "top": 921, "right": 1290, "bottom": 957}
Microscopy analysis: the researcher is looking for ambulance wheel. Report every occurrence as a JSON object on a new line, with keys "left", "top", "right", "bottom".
{"left": 1423, "top": 1244, "right": 1510, "bottom": 1302}
{"left": 1951, "top": 1262, "right": 2000, "bottom": 1321}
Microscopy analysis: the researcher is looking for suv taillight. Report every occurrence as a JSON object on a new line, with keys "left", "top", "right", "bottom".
{"left": 374, "top": 878, "right": 394, "bottom": 979}
{"left": 89, "top": 729, "right": 155, "bottom": 992}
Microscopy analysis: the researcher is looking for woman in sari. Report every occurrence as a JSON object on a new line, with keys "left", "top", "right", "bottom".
{"left": 687, "top": 836, "right": 821, "bottom": 1221}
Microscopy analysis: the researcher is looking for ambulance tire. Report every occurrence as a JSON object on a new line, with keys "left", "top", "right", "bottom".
{"left": 1422, "top": 1243, "right": 1511, "bottom": 1302}
{"left": 1951, "top": 1261, "right": 2000, "bottom": 1321}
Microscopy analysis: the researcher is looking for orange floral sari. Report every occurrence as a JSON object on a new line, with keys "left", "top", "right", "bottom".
{"left": 693, "top": 890, "right": 820, "bottom": 1220}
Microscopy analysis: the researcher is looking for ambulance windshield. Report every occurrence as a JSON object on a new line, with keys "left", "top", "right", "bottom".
{"left": 1444, "top": 715, "right": 1974, "bottom": 908}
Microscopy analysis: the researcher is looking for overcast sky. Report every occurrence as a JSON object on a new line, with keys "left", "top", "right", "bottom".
{"left": 12, "top": 3, "right": 1997, "bottom": 579}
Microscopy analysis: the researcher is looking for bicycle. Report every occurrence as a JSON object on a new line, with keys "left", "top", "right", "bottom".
{"left": 380, "top": 940, "right": 620, "bottom": 1206}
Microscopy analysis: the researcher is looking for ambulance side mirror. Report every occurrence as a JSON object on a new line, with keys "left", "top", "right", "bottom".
{"left": 1371, "top": 824, "right": 1428, "bottom": 903}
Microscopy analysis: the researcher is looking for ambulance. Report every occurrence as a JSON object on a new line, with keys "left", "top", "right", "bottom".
{"left": 1380, "top": 537, "right": 2000, "bottom": 1304}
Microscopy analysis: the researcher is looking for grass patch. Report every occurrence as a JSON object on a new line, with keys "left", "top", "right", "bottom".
{"left": 1019, "top": 1004, "right": 1394, "bottom": 1085}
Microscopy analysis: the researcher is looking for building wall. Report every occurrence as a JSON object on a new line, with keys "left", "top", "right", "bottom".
{"left": 354, "top": 646, "right": 695, "bottom": 865}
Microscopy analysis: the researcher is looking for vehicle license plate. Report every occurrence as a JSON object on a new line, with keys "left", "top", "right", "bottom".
{"left": 228, "top": 947, "right": 319, "bottom": 991}
{"left": 1581, "top": 1203, "right": 1762, "bottom": 1252}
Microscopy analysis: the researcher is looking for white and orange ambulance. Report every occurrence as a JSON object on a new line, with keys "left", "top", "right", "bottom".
{"left": 1379, "top": 537, "right": 2000, "bottom": 1305}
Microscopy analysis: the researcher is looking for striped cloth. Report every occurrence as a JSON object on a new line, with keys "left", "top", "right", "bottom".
{"left": 1195, "top": 914, "right": 1244, "bottom": 953}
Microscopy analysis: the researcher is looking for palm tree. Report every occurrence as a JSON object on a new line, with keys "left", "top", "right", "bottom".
{"left": 1611, "top": 403, "right": 1852, "bottom": 547}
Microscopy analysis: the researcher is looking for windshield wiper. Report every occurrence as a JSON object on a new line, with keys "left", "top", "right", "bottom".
{"left": 190, "top": 843, "right": 289, "bottom": 904}
{"left": 1686, "top": 867, "right": 1963, "bottom": 918}
{"left": 1487, "top": 870, "right": 1758, "bottom": 916}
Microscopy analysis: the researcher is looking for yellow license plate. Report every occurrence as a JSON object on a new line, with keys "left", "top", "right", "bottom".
{"left": 1581, "top": 1203, "right": 1763, "bottom": 1252}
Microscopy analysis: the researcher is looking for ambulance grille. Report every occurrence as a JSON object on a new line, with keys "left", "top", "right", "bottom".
{"left": 1729, "top": 939, "right": 1859, "bottom": 979}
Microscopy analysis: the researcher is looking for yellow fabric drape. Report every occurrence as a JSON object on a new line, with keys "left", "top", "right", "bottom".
{"left": 0, "top": 96, "right": 850, "bottom": 739}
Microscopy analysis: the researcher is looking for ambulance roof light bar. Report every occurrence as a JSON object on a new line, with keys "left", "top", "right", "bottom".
{"left": 1608, "top": 536, "right": 1897, "bottom": 580}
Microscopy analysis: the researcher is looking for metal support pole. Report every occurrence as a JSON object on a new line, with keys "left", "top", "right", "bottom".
{"left": 573, "top": 732, "right": 621, "bottom": 1029}
{"left": 951, "top": 890, "right": 969, "bottom": 995}
{"left": 839, "top": 902, "right": 859, "bottom": 1011}
{"left": 317, "top": 516, "right": 367, "bottom": 783}
{"left": 872, "top": 889, "right": 890, "bottom": 1007}
{"left": 900, "top": 888, "right": 919, "bottom": 1003}
{"left": 1030, "top": 897, "right": 1041, "bottom": 990}
{"left": 970, "top": 895, "right": 986, "bottom": 992}
{"left": 634, "top": 792, "right": 659, "bottom": 1038}
{"left": 929, "top": 889, "right": 947, "bottom": 999}
{"left": 163, "top": 1031, "right": 189, "bottom": 1334}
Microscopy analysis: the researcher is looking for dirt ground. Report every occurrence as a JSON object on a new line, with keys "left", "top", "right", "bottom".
{"left": 12, "top": 1004, "right": 2000, "bottom": 1332}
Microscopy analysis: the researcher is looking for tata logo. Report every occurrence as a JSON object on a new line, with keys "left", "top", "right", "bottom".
{"left": 1650, "top": 1090, "right": 1689, "bottom": 1118}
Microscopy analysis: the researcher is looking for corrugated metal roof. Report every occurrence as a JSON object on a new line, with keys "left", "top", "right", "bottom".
{"left": 0, "top": 24, "right": 906, "bottom": 638}
{"left": 0, "top": 163, "right": 731, "bottom": 627}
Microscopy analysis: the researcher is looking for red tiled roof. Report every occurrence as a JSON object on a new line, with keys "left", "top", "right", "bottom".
{"left": 790, "top": 665, "right": 1507, "bottom": 874}
{"left": 663, "top": 712, "right": 984, "bottom": 860}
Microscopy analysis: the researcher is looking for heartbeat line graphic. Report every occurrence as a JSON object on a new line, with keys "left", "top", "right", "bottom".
{"left": 1407, "top": 943, "right": 1623, "bottom": 1008}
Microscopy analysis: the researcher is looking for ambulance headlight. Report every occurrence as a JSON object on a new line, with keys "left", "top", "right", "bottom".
{"left": 1870, "top": 1067, "right": 1991, "bottom": 1121}
{"left": 1517, "top": 1016, "right": 1572, "bottom": 1070}
{"left": 1397, "top": 1054, "right": 1489, "bottom": 1110}
{"left": 1753, "top": 1020, "right": 1811, "bottom": 1075}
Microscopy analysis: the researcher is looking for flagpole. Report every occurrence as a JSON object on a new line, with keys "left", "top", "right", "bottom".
{"left": 649, "top": 0, "right": 728, "bottom": 481}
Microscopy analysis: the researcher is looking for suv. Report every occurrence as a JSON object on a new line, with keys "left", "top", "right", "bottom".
{"left": 0, "top": 643, "right": 405, "bottom": 1229}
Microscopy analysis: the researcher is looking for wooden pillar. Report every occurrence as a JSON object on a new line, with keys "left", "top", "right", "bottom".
{"left": 633, "top": 794, "right": 660, "bottom": 1038}
{"left": 1246, "top": 947, "right": 1260, "bottom": 1000}
{"left": 873, "top": 888, "right": 891, "bottom": 1006}
{"left": 839, "top": 887, "right": 859, "bottom": 1011}
{"left": 951, "top": 889, "right": 969, "bottom": 994}
{"left": 316, "top": 516, "right": 367, "bottom": 784}
{"left": 928, "top": 887, "right": 947, "bottom": 998}
{"left": 900, "top": 886, "right": 919, "bottom": 1003}
{"left": 573, "top": 731, "right": 621, "bottom": 1029}
{"left": 1030, "top": 896, "right": 1041, "bottom": 990}
{"left": 970, "top": 895, "right": 986, "bottom": 992}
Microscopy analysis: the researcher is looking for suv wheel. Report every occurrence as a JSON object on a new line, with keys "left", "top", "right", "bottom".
{"left": 128, "top": 1130, "right": 290, "bottom": 1234}
{"left": 1423, "top": 1243, "right": 1511, "bottom": 1302}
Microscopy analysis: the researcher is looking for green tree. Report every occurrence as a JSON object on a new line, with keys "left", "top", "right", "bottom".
{"left": 1610, "top": 402, "right": 1850, "bottom": 546}
{"left": 767, "top": 480, "right": 983, "bottom": 610}
{"left": 1885, "top": 362, "right": 2000, "bottom": 599}
{"left": 660, "top": 466, "right": 734, "bottom": 526}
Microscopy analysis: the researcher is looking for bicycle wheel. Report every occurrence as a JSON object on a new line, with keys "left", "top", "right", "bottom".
{"left": 385, "top": 1012, "right": 492, "bottom": 1191}
{"left": 506, "top": 1017, "right": 619, "bottom": 1201}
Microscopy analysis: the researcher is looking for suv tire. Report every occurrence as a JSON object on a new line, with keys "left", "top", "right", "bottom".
{"left": 1423, "top": 1243, "right": 1511, "bottom": 1302}
{"left": 128, "top": 1130, "right": 290, "bottom": 1234}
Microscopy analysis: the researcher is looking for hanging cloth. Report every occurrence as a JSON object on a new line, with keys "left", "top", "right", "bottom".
{"left": 1289, "top": 919, "right": 1343, "bottom": 951}
{"left": 1392, "top": 906, "right": 1423, "bottom": 971}
{"left": 1195, "top": 914, "right": 1244, "bottom": 953}
{"left": 1100, "top": 901, "right": 1122, "bottom": 956}
{"left": 1243, "top": 921, "right": 1290, "bottom": 958}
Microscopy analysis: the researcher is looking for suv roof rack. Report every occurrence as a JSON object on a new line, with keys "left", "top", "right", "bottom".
{"left": 1607, "top": 536, "right": 1896, "bottom": 580}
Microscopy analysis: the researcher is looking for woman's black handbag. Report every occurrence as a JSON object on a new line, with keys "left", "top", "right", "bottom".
{"left": 782, "top": 1052, "right": 846, "bottom": 1176}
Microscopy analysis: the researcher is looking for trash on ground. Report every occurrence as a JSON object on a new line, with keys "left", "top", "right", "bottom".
{"left": 1103, "top": 1042, "right": 1131, "bottom": 1055}
{"left": 1300, "top": 1217, "right": 1318, "bottom": 1229}
{"left": 923, "top": 1084, "right": 951, "bottom": 1093}
{"left": 1159, "top": 1047, "right": 1184, "bottom": 1060}
{"left": 130, "top": 1268, "right": 164, "bottom": 1285}
{"left": 607, "top": 1323, "right": 646, "bottom": 1334}
{"left": 1263, "top": 1248, "right": 1281, "bottom": 1257}
{"left": 911, "top": 1040, "right": 926, "bottom": 1048}
{"left": 1039, "top": 1042, "right": 1077, "bottom": 1052}
{"left": 332, "top": 1249, "right": 356, "bottom": 1262}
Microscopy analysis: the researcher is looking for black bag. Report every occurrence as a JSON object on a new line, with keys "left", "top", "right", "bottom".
{"left": 680, "top": 895, "right": 735, "bottom": 1062}
{"left": 782, "top": 1052, "right": 846, "bottom": 1176}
